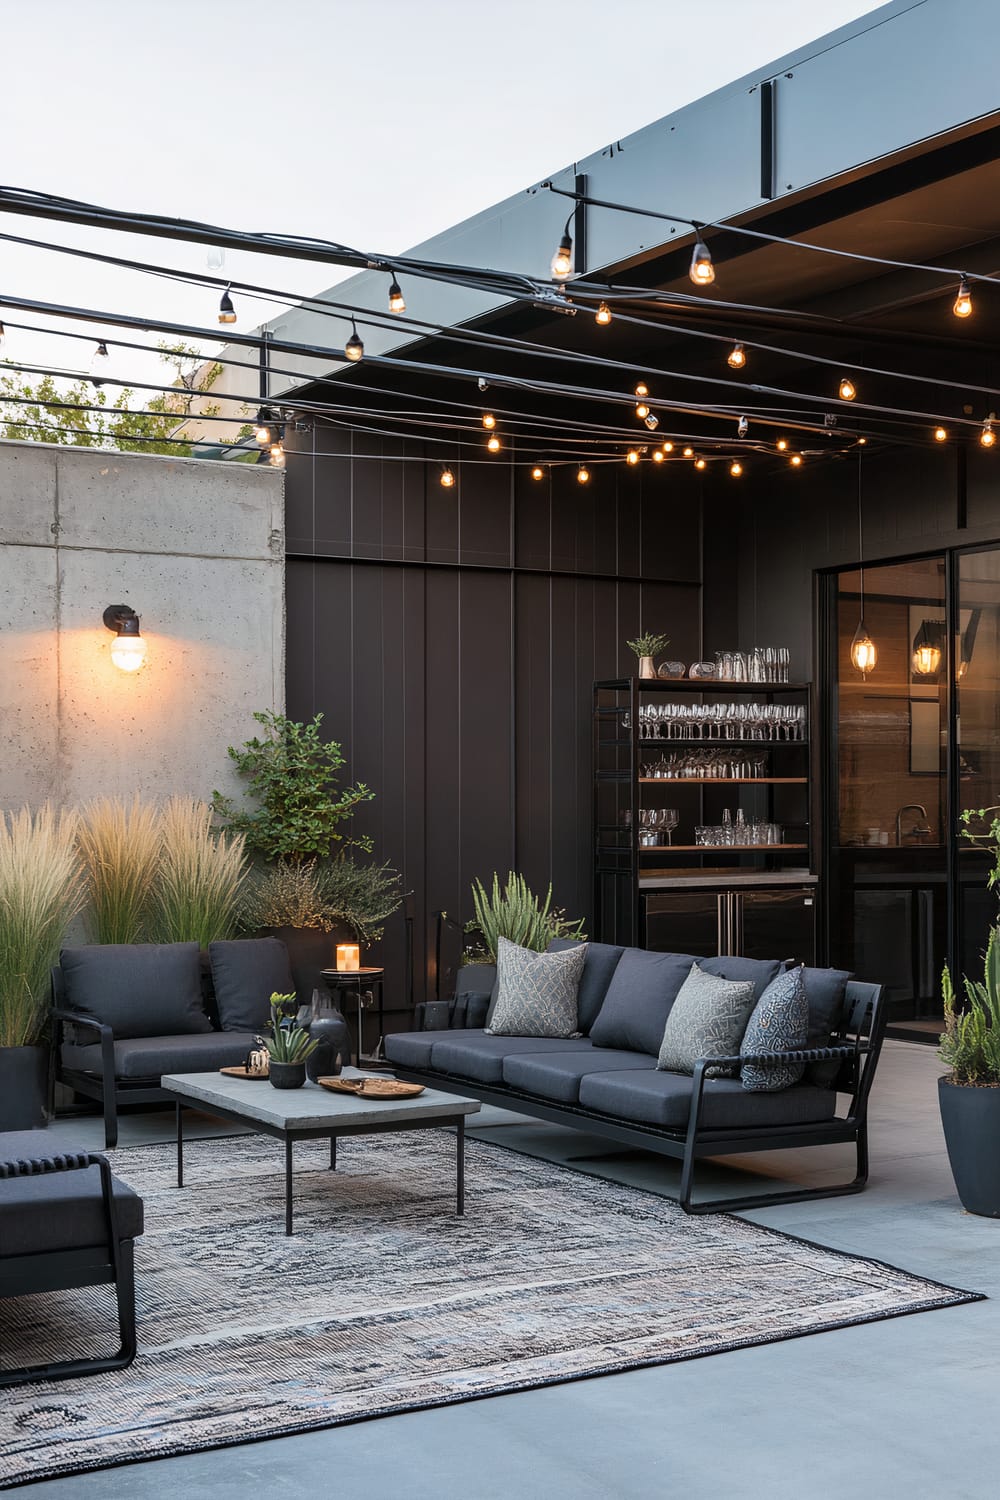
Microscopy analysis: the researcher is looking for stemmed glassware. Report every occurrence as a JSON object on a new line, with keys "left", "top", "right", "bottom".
{"left": 638, "top": 703, "right": 806, "bottom": 742}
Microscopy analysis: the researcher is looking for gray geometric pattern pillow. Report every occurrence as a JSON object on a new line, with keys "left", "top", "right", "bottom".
{"left": 485, "top": 937, "right": 587, "bottom": 1038}
{"left": 656, "top": 963, "right": 757, "bottom": 1077}
{"left": 741, "top": 966, "right": 809, "bottom": 1092}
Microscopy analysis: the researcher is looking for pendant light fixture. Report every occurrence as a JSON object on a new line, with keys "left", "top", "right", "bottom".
{"left": 550, "top": 213, "right": 574, "bottom": 280}
{"left": 218, "top": 286, "right": 237, "bottom": 325}
{"left": 344, "top": 322, "right": 364, "bottom": 362}
{"left": 387, "top": 275, "right": 406, "bottom": 314}
{"left": 912, "top": 620, "right": 943, "bottom": 676}
{"left": 850, "top": 450, "right": 877, "bottom": 678}
{"left": 595, "top": 302, "right": 612, "bottom": 325}
{"left": 727, "top": 341, "right": 746, "bottom": 369}
{"left": 688, "top": 234, "right": 715, "bottom": 286}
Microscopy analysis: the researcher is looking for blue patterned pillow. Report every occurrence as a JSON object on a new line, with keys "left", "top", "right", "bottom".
{"left": 485, "top": 937, "right": 587, "bottom": 1038}
{"left": 741, "top": 967, "right": 809, "bottom": 1092}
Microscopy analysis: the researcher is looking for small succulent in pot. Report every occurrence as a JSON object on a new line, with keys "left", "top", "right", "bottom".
{"left": 266, "top": 993, "right": 318, "bottom": 1088}
{"left": 626, "top": 633, "right": 670, "bottom": 679}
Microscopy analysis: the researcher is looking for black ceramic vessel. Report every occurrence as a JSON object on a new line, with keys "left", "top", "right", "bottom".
{"left": 306, "top": 1006, "right": 351, "bottom": 1081}
{"left": 268, "top": 1061, "right": 307, "bottom": 1090}
{"left": 939, "top": 1076, "right": 1000, "bottom": 1217}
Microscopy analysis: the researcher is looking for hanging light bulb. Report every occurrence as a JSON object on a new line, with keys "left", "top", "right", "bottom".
{"left": 218, "top": 286, "right": 237, "bottom": 325}
{"left": 439, "top": 465, "right": 456, "bottom": 488}
{"left": 577, "top": 464, "right": 590, "bottom": 484}
{"left": 694, "top": 456, "right": 707, "bottom": 471}
{"left": 269, "top": 442, "right": 285, "bottom": 469}
{"left": 388, "top": 276, "right": 406, "bottom": 314}
{"left": 531, "top": 464, "right": 545, "bottom": 481}
{"left": 487, "top": 434, "right": 501, "bottom": 453}
{"left": 790, "top": 453, "right": 803, "bottom": 467}
{"left": 345, "top": 322, "right": 364, "bottom": 362}
{"left": 635, "top": 401, "right": 650, "bottom": 420}
{"left": 981, "top": 416, "right": 996, "bottom": 448}
{"left": 595, "top": 302, "right": 612, "bottom": 325}
{"left": 478, "top": 376, "right": 490, "bottom": 392}
{"left": 482, "top": 412, "right": 496, "bottom": 430}
{"left": 682, "top": 446, "right": 694, "bottom": 459}
{"left": 89, "top": 341, "right": 111, "bottom": 387}
{"left": 857, "top": 437, "right": 867, "bottom": 445}
{"left": 689, "top": 236, "right": 715, "bottom": 285}
{"left": 776, "top": 438, "right": 788, "bottom": 452}
{"left": 634, "top": 383, "right": 649, "bottom": 399}
{"left": 839, "top": 375, "right": 857, "bottom": 401}
{"left": 662, "top": 441, "right": 674, "bottom": 454}
{"left": 551, "top": 215, "right": 574, "bottom": 279}
{"left": 652, "top": 449, "right": 665, "bottom": 464}
{"left": 953, "top": 276, "right": 973, "bottom": 318}
{"left": 912, "top": 622, "right": 942, "bottom": 676}
{"left": 206, "top": 246, "right": 226, "bottom": 271}
{"left": 254, "top": 407, "right": 273, "bottom": 447}
{"left": 626, "top": 449, "right": 640, "bottom": 466}
{"left": 737, "top": 415, "right": 749, "bottom": 438}
{"left": 850, "top": 450, "right": 877, "bottom": 678}
{"left": 644, "top": 413, "right": 659, "bottom": 431}
{"left": 727, "top": 341, "right": 746, "bottom": 369}
{"left": 730, "top": 460, "right": 743, "bottom": 477}
{"left": 934, "top": 426, "right": 948, "bottom": 443}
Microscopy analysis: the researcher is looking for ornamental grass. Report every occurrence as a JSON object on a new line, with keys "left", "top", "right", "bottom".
{"left": 151, "top": 797, "right": 248, "bottom": 948}
{"left": 77, "top": 794, "right": 162, "bottom": 945}
{"left": 0, "top": 805, "right": 83, "bottom": 1047}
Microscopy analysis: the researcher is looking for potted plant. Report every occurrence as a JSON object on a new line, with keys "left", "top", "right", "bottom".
{"left": 0, "top": 806, "right": 84, "bottom": 1130}
{"left": 214, "top": 712, "right": 402, "bottom": 998}
{"left": 462, "top": 872, "right": 587, "bottom": 997}
{"left": 265, "top": 994, "right": 318, "bottom": 1090}
{"left": 939, "top": 939, "right": 1000, "bottom": 1216}
{"left": 626, "top": 632, "right": 670, "bottom": 680}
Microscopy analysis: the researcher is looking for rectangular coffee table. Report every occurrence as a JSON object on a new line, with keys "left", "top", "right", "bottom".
{"left": 161, "top": 1070, "right": 481, "bottom": 1235}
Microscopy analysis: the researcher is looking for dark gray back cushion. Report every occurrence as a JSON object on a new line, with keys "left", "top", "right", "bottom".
{"left": 802, "top": 966, "right": 853, "bottom": 1085}
{"left": 209, "top": 938, "right": 295, "bottom": 1032}
{"left": 589, "top": 949, "right": 699, "bottom": 1056}
{"left": 698, "top": 955, "right": 784, "bottom": 1000}
{"left": 547, "top": 938, "right": 626, "bottom": 1032}
{"left": 60, "top": 943, "right": 210, "bottom": 1039}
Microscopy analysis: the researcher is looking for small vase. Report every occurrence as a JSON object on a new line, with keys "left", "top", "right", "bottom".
{"left": 638, "top": 655, "right": 657, "bottom": 679}
{"left": 268, "top": 1061, "right": 306, "bottom": 1090}
{"left": 657, "top": 661, "right": 686, "bottom": 680}
{"left": 306, "top": 1003, "right": 352, "bottom": 1081}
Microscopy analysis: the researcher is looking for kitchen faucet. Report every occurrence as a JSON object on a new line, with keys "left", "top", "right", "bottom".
{"left": 896, "top": 804, "right": 929, "bottom": 846}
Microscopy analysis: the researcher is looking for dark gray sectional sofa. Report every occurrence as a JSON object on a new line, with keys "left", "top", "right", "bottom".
{"left": 385, "top": 941, "right": 886, "bottom": 1214}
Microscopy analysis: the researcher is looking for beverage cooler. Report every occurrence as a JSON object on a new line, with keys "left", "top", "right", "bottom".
{"left": 643, "top": 881, "right": 817, "bottom": 966}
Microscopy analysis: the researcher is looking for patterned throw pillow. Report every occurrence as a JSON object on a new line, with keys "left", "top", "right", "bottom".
{"left": 741, "top": 967, "right": 809, "bottom": 1092}
{"left": 485, "top": 937, "right": 587, "bottom": 1038}
{"left": 656, "top": 963, "right": 757, "bottom": 1077}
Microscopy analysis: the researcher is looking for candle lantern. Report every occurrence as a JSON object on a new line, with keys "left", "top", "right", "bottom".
{"left": 336, "top": 943, "right": 360, "bottom": 972}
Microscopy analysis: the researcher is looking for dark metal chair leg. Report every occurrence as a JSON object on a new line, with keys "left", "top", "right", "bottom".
{"left": 103, "top": 1082, "right": 119, "bottom": 1150}
{"left": 175, "top": 1101, "right": 184, "bottom": 1188}
{"left": 113, "top": 1239, "right": 138, "bottom": 1364}
{"left": 457, "top": 1116, "right": 465, "bottom": 1216}
{"left": 329, "top": 1135, "right": 337, "bottom": 1170}
{"left": 285, "top": 1137, "right": 294, "bottom": 1235}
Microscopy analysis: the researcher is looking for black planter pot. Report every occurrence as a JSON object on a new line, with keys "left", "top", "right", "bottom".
{"left": 0, "top": 1045, "right": 49, "bottom": 1130}
{"left": 305, "top": 1007, "right": 351, "bottom": 1082}
{"left": 939, "top": 1076, "right": 1000, "bottom": 1217}
{"left": 268, "top": 1061, "right": 307, "bottom": 1090}
{"left": 261, "top": 924, "right": 350, "bottom": 1007}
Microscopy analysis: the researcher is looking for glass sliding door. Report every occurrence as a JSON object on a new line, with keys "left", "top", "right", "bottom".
{"left": 955, "top": 546, "right": 1000, "bottom": 978}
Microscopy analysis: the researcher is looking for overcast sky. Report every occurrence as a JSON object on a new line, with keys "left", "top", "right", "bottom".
{"left": 0, "top": 0, "right": 882, "bottom": 407}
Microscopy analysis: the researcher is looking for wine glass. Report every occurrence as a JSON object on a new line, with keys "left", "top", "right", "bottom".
{"left": 660, "top": 809, "right": 679, "bottom": 846}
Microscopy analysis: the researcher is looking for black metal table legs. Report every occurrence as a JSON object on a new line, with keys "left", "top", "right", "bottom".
{"left": 457, "top": 1115, "right": 465, "bottom": 1216}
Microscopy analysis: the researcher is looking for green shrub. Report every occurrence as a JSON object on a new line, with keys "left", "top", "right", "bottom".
{"left": 468, "top": 871, "right": 586, "bottom": 965}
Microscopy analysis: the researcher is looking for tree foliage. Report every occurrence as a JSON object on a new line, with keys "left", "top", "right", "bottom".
{"left": 0, "top": 342, "right": 252, "bottom": 457}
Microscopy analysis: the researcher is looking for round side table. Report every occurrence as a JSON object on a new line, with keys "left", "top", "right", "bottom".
{"left": 319, "top": 968, "right": 386, "bottom": 1066}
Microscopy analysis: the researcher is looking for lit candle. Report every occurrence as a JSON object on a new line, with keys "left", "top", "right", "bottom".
{"left": 336, "top": 943, "right": 360, "bottom": 972}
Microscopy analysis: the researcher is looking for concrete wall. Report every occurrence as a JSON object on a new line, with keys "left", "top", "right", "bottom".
{"left": 0, "top": 442, "right": 285, "bottom": 810}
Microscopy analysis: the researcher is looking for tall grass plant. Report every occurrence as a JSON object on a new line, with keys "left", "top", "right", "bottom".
{"left": 151, "top": 798, "right": 248, "bottom": 947}
{"left": 0, "top": 805, "right": 83, "bottom": 1047}
{"left": 77, "top": 794, "right": 161, "bottom": 944}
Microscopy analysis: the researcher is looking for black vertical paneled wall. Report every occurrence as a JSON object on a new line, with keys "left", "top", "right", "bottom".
{"left": 284, "top": 428, "right": 703, "bottom": 1013}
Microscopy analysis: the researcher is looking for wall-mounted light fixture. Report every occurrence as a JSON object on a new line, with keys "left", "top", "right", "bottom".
{"left": 103, "top": 605, "right": 147, "bottom": 672}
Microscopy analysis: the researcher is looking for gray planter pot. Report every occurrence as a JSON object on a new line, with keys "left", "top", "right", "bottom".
{"left": 0, "top": 1045, "right": 49, "bottom": 1130}
{"left": 939, "top": 1076, "right": 1000, "bottom": 1217}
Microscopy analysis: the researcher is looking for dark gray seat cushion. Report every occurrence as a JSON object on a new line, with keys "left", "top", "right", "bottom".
{"left": 209, "top": 937, "right": 294, "bottom": 1032}
{"left": 698, "top": 955, "right": 785, "bottom": 1000}
{"left": 802, "top": 967, "right": 853, "bottom": 1084}
{"left": 60, "top": 942, "right": 210, "bottom": 1038}
{"left": 547, "top": 939, "right": 627, "bottom": 1032}
{"left": 428, "top": 1033, "right": 596, "bottom": 1085}
{"left": 502, "top": 1046, "right": 656, "bottom": 1104}
{"left": 61, "top": 1030, "right": 259, "bottom": 1082}
{"left": 384, "top": 1030, "right": 447, "bottom": 1070}
{"left": 579, "top": 1069, "right": 838, "bottom": 1131}
{"left": 589, "top": 949, "right": 700, "bottom": 1055}
{"left": 0, "top": 1133, "right": 144, "bottom": 1256}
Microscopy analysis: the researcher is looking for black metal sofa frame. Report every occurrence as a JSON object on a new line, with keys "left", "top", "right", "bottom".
{"left": 392, "top": 980, "right": 885, "bottom": 1214}
{"left": 0, "top": 1146, "right": 138, "bottom": 1387}
{"left": 51, "top": 991, "right": 164, "bottom": 1151}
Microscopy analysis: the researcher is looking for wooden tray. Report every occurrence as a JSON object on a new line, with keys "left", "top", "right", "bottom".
{"left": 219, "top": 1065, "right": 269, "bottom": 1080}
{"left": 317, "top": 1076, "right": 425, "bottom": 1099}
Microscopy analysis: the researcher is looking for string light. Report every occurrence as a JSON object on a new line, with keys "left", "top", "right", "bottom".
{"left": 730, "top": 460, "right": 743, "bottom": 477}
{"left": 857, "top": 437, "right": 867, "bottom": 445}
{"left": 344, "top": 321, "right": 364, "bottom": 361}
{"left": 551, "top": 214, "right": 574, "bottom": 279}
{"left": 981, "top": 416, "right": 996, "bottom": 448}
{"left": 839, "top": 376, "right": 857, "bottom": 401}
{"left": 694, "top": 456, "right": 707, "bottom": 470}
{"left": 576, "top": 464, "right": 590, "bottom": 484}
{"left": 487, "top": 434, "right": 501, "bottom": 453}
{"left": 439, "top": 465, "right": 456, "bottom": 487}
{"left": 268, "top": 441, "right": 285, "bottom": 468}
{"left": 595, "top": 302, "right": 612, "bottom": 325}
{"left": 531, "top": 464, "right": 545, "bottom": 480}
{"left": 934, "top": 426, "right": 948, "bottom": 442}
{"left": 388, "top": 276, "right": 406, "bottom": 314}
{"left": 737, "top": 415, "right": 749, "bottom": 438}
{"left": 662, "top": 441, "right": 673, "bottom": 453}
{"left": 790, "top": 453, "right": 803, "bottom": 467}
{"left": 953, "top": 276, "right": 973, "bottom": 318}
{"left": 652, "top": 449, "right": 665, "bottom": 463}
{"left": 477, "top": 376, "right": 489, "bottom": 392}
{"left": 626, "top": 449, "right": 640, "bottom": 465}
{"left": 254, "top": 407, "right": 274, "bottom": 446}
{"left": 89, "top": 341, "right": 110, "bottom": 386}
{"left": 482, "top": 412, "right": 496, "bottom": 430}
{"left": 689, "top": 235, "right": 715, "bottom": 286}
{"left": 635, "top": 401, "right": 650, "bottom": 419}
{"left": 776, "top": 438, "right": 788, "bottom": 451}
{"left": 634, "top": 382, "right": 648, "bottom": 398}
{"left": 682, "top": 446, "right": 694, "bottom": 459}
{"left": 850, "top": 451, "right": 876, "bottom": 678}
{"left": 644, "top": 412, "right": 659, "bottom": 431}
{"left": 727, "top": 341, "right": 746, "bottom": 369}
{"left": 218, "top": 286, "right": 236, "bottom": 324}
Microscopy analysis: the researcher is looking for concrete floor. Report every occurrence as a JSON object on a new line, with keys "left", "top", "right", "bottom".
{"left": 20, "top": 1041, "right": 1000, "bottom": 1500}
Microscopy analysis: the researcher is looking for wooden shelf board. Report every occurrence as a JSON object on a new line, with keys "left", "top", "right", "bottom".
{"left": 637, "top": 777, "right": 807, "bottom": 785}
{"left": 637, "top": 843, "right": 809, "bottom": 852}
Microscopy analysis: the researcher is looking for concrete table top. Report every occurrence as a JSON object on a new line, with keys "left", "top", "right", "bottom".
{"left": 160, "top": 1068, "right": 481, "bottom": 1132}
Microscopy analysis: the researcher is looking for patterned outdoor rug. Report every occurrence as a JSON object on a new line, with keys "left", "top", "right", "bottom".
{"left": 0, "top": 1132, "right": 982, "bottom": 1487}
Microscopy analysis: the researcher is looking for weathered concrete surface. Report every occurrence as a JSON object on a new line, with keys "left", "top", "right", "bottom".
{"left": 0, "top": 442, "right": 284, "bottom": 809}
